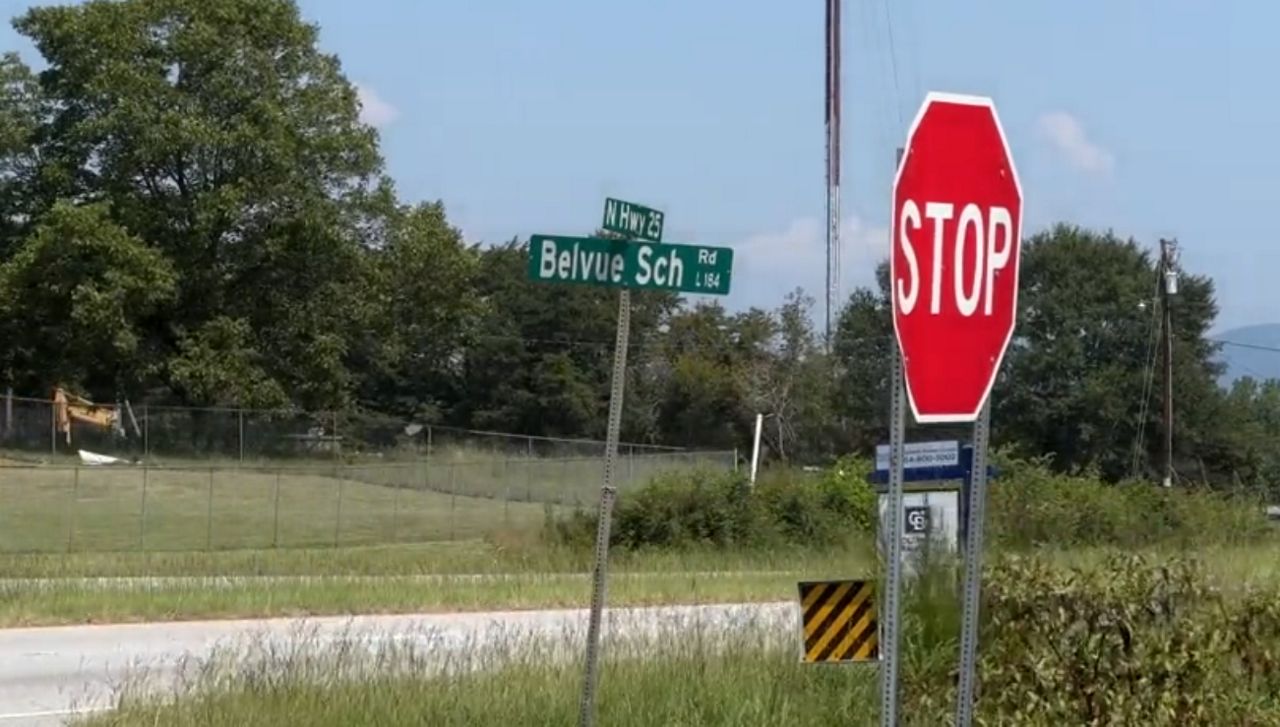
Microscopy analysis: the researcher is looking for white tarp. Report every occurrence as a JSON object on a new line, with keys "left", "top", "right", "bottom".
{"left": 78, "top": 449, "right": 126, "bottom": 466}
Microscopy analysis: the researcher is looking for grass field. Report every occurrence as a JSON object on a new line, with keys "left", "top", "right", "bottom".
{"left": 0, "top": 449, "right": 732, "bottom": 553}
{"left": 0, "top": 543, "right": 871, "bottom": 627}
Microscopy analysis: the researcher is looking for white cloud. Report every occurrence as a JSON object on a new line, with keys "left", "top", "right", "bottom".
{"left": 1037, "top": 111, "right": 1114, "bottom": 174}
{"left": 728, "top": 214, "right": 889, "bottom": 308}
{"left": 355, "top": 84, "right": 400, "bottom": 128}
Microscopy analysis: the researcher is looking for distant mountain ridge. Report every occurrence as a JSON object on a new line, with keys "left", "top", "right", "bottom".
{"left": 1215, "top": 324, "right": 1280, "bottom": 384}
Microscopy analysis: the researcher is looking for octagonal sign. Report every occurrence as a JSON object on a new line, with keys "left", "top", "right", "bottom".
{"left": 891, "top": 92, "right": 1023, "bottom": 423}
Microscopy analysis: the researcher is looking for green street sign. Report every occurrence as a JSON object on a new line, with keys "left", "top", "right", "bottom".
{"left": 602, "top": 198, "right": 664, "bottom": 242}
{"left": 528, "top": 234, "right": 733, "bottom": 296}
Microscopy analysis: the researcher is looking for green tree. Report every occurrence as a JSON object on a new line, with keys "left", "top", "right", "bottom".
{"left": 0, "top": 53, "right": 43, "bottom": 260}
{"left": 0, "top": 202, "right": 176, "bottom": 394}
{"left": 741, "top": 290, "right": 835, "bottom": 463}
{"left": 834, "top": 281, "right": 893, "bottom": 455}
{"left": 654, "top": 302, "right": 751, "bottom": 449}
{"left": 456, "top": 239, "right": 678, "bottom": 439}
{"left": 15, "top": 0, "right": 388, "bottom": 408}
{"left": 354, "top": 201, "right": 480, "bottom": 421}
{"left": 995, "top": 224, "right": 1226, "bottom": 482}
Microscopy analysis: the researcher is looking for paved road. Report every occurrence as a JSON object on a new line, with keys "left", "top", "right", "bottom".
{"left": 0, "top": 602, "right": 795, "bottom": 726}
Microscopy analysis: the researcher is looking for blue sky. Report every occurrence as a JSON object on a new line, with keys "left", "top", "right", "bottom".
{"left": 0, "top": 1, "right": 1272, "bottom": 330}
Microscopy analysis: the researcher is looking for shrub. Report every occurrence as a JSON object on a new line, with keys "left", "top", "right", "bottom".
{"left": 903, "top": 553, "right": 1280, "bottom": 724}
{"left": 548, "top": 453, "right": 1272, "bottom": 553}
{"left": 754, "top": 456, "right": 876, "bottom": 546}
{"left": 986, "top": 457, "right": 1270, "bottom": 549}
{"left": 610, "top": 469, "right": 764, "bottom": 549}
{"left": 545, "top": 460, "right": 879, "bottom": 550}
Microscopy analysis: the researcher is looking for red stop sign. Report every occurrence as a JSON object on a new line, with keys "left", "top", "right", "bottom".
{"left": 891, "top": 93, "right": 1023, "bottom": 423}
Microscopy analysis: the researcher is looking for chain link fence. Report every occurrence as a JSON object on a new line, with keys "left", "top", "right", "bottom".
{"left": 0, "top": 394, "right": 736, "bottom": 554}
{"left": 0, "top": 394, "right": 692, "bottom": 464}
{"left": 0, "top": 452, "right": 736, "bottom": 554}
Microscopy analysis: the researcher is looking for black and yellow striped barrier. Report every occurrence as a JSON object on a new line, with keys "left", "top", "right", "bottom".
{"left": 797, "top": 579, "right": 879, "bottom": 663}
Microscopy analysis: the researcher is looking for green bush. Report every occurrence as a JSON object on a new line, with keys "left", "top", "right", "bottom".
{"left": 754, "top": 456, "right": 877, "bottom": 546}
{"left": 611, "top": 469, "right": 763, "bottom": 549}
{"left": 549, "top": 454, "right": 1271, "bottom": 553}
{"left": 986, "top": 456, "right": 1270, "bottom": 549}
{"left": 901, "top": 553, "right": 1280, "bottom": 725}
{"left": 546, "top": 460, "right": 879, "bottom": 550}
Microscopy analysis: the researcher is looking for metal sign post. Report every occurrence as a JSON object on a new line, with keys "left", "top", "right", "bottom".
{"left": 878, "top": 344, "right": 907, "bottom": 727}
{"left": 527, "top": 197, "right": 733, "bottom": 727}
{"left": 888, "top": 93, "right": 1022, "bottom": 725}
{"left": 955, "top": 401, "right": 991, "bottom": 727}
{"left": 577, "top": 286, "right": 631, "bottom": 727}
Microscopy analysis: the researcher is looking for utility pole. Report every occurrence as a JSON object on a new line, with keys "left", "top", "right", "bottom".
{"left": 1160, "top": 238, "right": 1179, "bottom": 488}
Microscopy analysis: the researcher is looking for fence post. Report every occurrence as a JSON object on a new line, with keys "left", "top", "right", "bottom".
{"left": 49, "top": 400, "right": 56, "bottom": 456}
{"left": 426, "top": 425, "right": 433, "bottom": 458}
{"left": 332, "top": 411, "right": 339, "bottom": 461}
{"left": 334, "top": 470, "right": 344, "bottom": 548}
{"left": 393, "top": 468, "right": 405, "bottom": 543}
{"left": 206, "top": 468, "right": 215, "bottom": 550}
{"left": 449, "top": 463, "right": 457, "bottom": 540}
{"left": 526, "top": 438, "right": 535, "bottom": 502}
{"left": 272, "top": 468, "right": 282, "bottom": 549}
{"left": 503, "top": 458, "right": 511, "bottom": 525}
{"left": 238, "top": 409, "right": 245, "bottom": 464}
{"left": 3, "top": 386, "right": 11, "bottom": 440}
{"left": 563, "top": 458, "right": 573, "bottom": 508}
{"left": 142, "top": 405, "right": 149, "bottom": 460}
{"left": 66, "top": 466, "right": 79, "bottom": 552}
{"left": 139, "top": 465, "right": 149, "bottom": 552}
{"left": 627, "top": 445, "right": 634, "bottom": 487}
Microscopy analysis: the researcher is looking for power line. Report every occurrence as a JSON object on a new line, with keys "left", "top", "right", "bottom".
{"left": 1210, "top": 338, "right": 1280, "bottom": 354}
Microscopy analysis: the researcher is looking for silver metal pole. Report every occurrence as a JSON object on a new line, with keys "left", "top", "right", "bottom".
{"left": 578, "top": 289, "right": 632, "bottom": 727}
{"left": 879, "top": 343, "right": 907, "bottom": 727}
{"left": 749, "top": 413, "right": 764, "bottom": 487}
{"left": 955, "top": 401, "right": 992, "bottom": 727}
{"left": 238, "top": 409, "right": 245, "bottom": 464}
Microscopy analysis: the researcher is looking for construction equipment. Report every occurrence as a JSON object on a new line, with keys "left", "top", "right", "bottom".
{"left": 52, "top": 386, "right": 125, "bottom": 444}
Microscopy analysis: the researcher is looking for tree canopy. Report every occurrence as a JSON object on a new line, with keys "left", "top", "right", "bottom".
{"left": 0, "top": 0, "right": 1274, "bottom": 491}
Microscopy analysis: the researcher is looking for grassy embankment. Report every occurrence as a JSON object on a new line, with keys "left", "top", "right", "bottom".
{"left": 5, "top": 454, "right": 1278, "bottom": 627}
{"left": 72, "top": 457, "right": 1280, "bottom": 725}
{"left": 0, "top": 445, "right": 716, "bottom": 552}
{"left": 77, "top": 551, "right": 1280, "bottom": 727}
{"left": 0, "top": 448, "right": 749, "bottom": 625}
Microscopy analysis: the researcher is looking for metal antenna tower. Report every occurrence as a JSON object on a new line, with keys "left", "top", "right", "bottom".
{"left": 825, "top": 0, "right": 842, "bottom": 347}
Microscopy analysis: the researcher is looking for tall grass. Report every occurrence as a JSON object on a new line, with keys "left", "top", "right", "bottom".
{"left": 79, "top": 553, "right": 1280, "bottom": 726}
{"left": 82, "top": 607, "right": 879, "bottom": 727}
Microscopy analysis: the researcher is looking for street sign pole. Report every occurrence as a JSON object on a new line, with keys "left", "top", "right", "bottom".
{"left": 888, "top": 94, "right": 1021, "bottom": 723}
{"left": 578, "top": 286, "right": 631, "bottom": 727}
{"left": 531, "top": 197, "right": 729, "bottom": 727}
{"left": 578, "top": 197, "right": 659, "bottom": 727}
{"left": 879, "top": 342, "right": 907, "bottom": 727}
{"left": 955, "top": 400, "right": 991, "bottom": 727}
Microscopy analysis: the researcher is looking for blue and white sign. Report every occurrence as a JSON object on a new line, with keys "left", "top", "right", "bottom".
{"left": 875, "top": 440, "right": 960, "bottom": 472}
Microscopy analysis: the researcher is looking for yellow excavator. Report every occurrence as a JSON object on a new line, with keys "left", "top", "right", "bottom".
{"left": 52, "top": 386, "right": 137, "bottom": 444}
